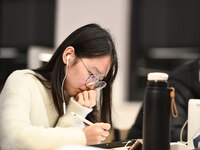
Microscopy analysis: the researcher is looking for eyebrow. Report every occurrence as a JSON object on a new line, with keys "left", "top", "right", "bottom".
{"left": 92, "top": 67, "right": 105, "bottom": 78}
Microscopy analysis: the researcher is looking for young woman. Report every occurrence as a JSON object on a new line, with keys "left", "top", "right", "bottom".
{"left": 0, "top": 23, "right": 118, "bottom": 150}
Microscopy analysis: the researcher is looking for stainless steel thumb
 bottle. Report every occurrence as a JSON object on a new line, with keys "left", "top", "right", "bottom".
{"left": 142, "top": 72, "right": 171, "bottom": 150}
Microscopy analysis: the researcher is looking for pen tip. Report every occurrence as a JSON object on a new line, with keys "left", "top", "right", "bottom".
{"left": 71, "top": 112, "right": 76, "bottom": 116}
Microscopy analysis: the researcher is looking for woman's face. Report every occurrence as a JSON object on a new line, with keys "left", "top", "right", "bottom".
{"left": 65, "top": 55, "right": 111, "bottom": 96}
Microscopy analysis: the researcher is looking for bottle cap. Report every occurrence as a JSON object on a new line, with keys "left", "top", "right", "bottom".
{"left": 147, "top": 72, "right": 168, "bottom": 81}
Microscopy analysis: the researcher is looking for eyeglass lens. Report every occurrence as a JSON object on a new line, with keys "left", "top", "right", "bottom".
{"left": 86, "top": 75, "right": 107, "bottom": 89}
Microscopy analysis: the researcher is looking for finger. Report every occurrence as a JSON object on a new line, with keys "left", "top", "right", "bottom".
{"left": 88, "top": 90, "right": 97, "bottom": 107}
{"left": 76, "top": 93, "right": 85, "bottom": 106}
{"left": 101, "top": 129, "right": 109, "bottom": 137}
{"left": 101, "top": 136, "right": 106, "bottom": 141}
{"left": 82, "top": 91, "right": 90, "bottom": 107}
{"left": 82, "top": 91, "right": 89, "bottom": 101}
{"left": 98, "top": 123, "right": 111, "bottom": 131}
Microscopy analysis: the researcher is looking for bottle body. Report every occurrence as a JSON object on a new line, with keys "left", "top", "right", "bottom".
{"left": 142, "top": 81, "right": 171, "bottom": 150}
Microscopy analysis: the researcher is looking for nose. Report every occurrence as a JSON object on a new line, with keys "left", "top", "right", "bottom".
{"left": 86, "top": 83, "right": 96, "bottom": 90}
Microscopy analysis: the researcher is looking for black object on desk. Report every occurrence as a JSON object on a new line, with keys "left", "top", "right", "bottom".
{"left": 143, "top": 73, "right": 171, "bottom": 150}
{"left": 90, "top": 139, "right": 136, "bottom": 149}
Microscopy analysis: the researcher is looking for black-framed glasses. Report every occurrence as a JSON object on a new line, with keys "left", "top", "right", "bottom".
{"left": 80, "top": 58, "right": 107, "bottom": 90}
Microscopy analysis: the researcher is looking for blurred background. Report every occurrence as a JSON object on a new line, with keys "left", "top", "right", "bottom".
{"left": 1, "top": 0, "right": 200, "bottom": 141}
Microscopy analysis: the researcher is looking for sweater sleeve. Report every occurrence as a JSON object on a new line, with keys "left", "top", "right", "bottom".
{"left": 56, "top": 97, "right": 93, "bottom": 128}
{"left": 0, "top": 71, "right": 87, "bottom": 150}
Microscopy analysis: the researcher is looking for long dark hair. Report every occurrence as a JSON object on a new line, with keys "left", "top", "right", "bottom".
{"left": 33, "top": 23, "right": 118, "bottom": 125}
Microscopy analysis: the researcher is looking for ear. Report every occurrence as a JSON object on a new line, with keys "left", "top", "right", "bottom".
{"left": 62, "top": 46, "right": 75, "bottom": 65}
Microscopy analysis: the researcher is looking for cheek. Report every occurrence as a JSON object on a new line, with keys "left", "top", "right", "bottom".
{"left": 63, "top": 63, "right": 90, "bottom": 96}
{"left": 64, "top": 76, "right": 84, "bottom": 96}
{"left": 66, "top": 67, "right": 87, "bottom": 89}
{"left": 67, "top": 73, "right": 85, "bottom": 87}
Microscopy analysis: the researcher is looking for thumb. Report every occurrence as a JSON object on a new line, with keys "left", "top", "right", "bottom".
{"left": 97, "top": 123, "right": 111, "bottom": 130}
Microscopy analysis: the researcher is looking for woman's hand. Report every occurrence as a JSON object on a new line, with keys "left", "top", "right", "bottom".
{"left": 82, "top": 123, "right": 111, "bottom": 145}
{"left": 75, "top": 90, "right": 97, "bottom": 108}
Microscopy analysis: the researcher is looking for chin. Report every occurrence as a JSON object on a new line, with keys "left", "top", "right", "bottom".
{"left": 66, "top": 90, "right": 74, "bottom": 97}
{"left": 69, "top": 90, "right": 79, "bottom": 97}
{"left": 68, "top": 92, "right": 76, "bottom": 97}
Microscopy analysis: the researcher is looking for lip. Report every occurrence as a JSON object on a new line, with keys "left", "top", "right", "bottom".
{"left": 79, "top": 89, "right": 84, "bottom": 93}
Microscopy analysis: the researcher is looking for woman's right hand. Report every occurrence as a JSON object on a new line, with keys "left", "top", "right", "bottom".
{"left": 76, "top": 90, "right": 98, "bottom": 108}
{"left": 82, "top": 123, "right": 111, "bottom": 145}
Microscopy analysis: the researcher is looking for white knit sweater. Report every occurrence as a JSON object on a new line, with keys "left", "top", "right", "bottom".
{"left": 0, "top": 70, "right": 93, "bottom": 150}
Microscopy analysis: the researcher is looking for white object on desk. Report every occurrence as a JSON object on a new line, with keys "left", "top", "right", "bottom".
{"left": 170, "top": 142, "right": 188, "bottom": 150}
{"left": 187, "top": 99, "right": 200, "bottom": 149}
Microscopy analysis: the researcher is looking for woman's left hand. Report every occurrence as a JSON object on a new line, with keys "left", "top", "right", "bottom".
{"left": 75, "top": 90, "right": 97, "bottom": 108}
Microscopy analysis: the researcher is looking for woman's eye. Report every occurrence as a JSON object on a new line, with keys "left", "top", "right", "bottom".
{"left": 87, "top": 75, "right": 97, "bottom": 82}
{"left": 90, "top": 75, "right": 96, "bottom": 79}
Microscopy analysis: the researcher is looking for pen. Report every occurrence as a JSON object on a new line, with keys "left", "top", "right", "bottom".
{"left": 71, "top": 112, "right": 94, "bottom": 126}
